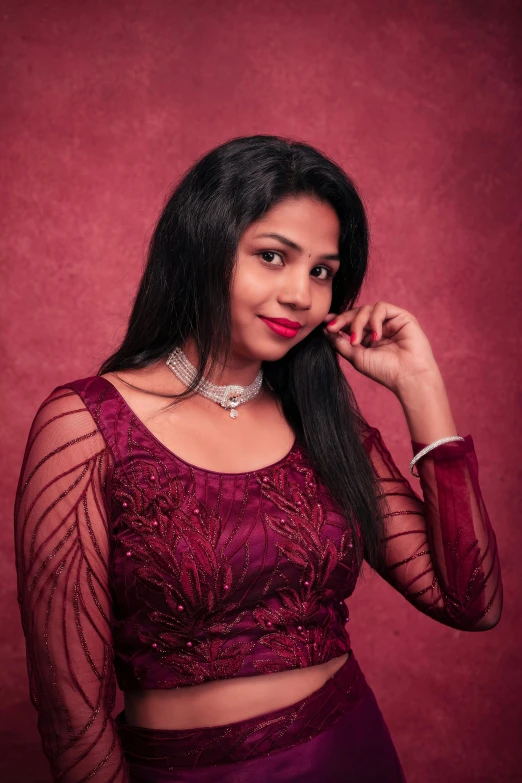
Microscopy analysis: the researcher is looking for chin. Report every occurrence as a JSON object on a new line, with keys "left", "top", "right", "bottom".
{"left": 254, "top": 343, "right": 299, "bottom": 362}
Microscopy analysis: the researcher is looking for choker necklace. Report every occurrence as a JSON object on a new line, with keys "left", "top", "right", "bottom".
{"left": 165, "top": 347, "right": 264, "bottom": 418}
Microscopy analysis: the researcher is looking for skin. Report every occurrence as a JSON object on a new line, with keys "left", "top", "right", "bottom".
{"left": 104, "top": 194, "right": 459, "bottom": 729}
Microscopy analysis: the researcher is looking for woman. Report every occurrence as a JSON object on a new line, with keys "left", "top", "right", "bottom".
{"left": 14, "top": 135, "right": 502, "bottom": 782}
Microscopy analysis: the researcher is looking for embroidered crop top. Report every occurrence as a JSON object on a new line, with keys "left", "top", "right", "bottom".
{"left": 14, "top": 375, "right": 502, "bottom": 781}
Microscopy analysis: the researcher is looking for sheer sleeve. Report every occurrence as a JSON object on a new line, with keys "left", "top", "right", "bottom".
{"left": 360, "top": 423, "right": 502, "bottom": 631}
{"left": 13, "top": 386, "right": 129, "bottom": 782}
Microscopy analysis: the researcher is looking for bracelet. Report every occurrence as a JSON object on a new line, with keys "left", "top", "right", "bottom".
{"left": 409, "top": 435, "right": 465, "bottom": 477}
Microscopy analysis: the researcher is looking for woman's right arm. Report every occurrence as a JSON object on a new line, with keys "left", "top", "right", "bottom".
{"left": 14, "top": 386, "right": 129, "bottom": 782}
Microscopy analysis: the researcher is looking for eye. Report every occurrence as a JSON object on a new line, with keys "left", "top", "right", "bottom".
{"left": 258, "top": 251, "right": 335, "bottom": 281}
{"left": 258, "top": 250, "right": 284, "bottom": 266}
{"left": 311, "top": 265, "right": 335, "bottom": 281}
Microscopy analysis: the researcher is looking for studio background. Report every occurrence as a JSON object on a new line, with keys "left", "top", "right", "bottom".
{"left": 1, "top": 1, "right": 520, "bottom": 781}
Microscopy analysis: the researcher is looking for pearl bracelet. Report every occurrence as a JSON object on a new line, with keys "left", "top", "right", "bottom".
{"left": 409, "top": 435, "right": 465, "bottom": 477}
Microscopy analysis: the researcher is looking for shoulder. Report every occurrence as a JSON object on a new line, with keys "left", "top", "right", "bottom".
{"left": 28, "top": 376, "right": 113, "bottom": 444}
{"left": 25, "top": 376, "right": 108, "bottom": 428}
{"left": 99, "top": 363, "right": 185, "bottom": 399}
{"left": 53, "top": 374, "right": 111, "bottom": 399}
{"left": 17, "top": 380, "right": 113, "bottom": 496}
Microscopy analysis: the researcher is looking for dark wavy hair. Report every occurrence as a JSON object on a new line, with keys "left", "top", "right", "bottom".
{"left": 99, "top": 134, "right": 387, "bottom": 574}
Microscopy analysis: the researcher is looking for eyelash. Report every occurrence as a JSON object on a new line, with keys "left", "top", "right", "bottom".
{"left": 257, "top": 250, "right": 335, "bottom": 281}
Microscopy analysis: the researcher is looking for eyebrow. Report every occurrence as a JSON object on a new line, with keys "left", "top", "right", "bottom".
{"left": 253, "top": 233, "right": 340, "bottom": 261}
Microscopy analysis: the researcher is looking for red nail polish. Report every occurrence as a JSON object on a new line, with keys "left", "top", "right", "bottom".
{"left": 327, "top": 319, "right": 336, "bottom": 326}
{"left": 350, "top": 332, "right": 356, "bottom": 344}
{"left": 372, "top": 331, "right": 378, "bottom": 341}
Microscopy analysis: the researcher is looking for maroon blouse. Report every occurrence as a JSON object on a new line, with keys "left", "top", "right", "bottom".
{"left": 13, "top": 375, "right": 502, "bottom": 781}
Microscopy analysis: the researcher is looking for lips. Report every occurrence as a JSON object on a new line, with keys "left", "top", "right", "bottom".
{"left": 260, "top": 317, "right": 302, "bottom": 328}
{"left": 258, "top": 316, "right": 301, "bottom": 339}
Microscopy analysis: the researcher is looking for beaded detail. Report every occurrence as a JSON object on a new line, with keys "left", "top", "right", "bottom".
{"left": 108, "top": 434, "right": 357, "bottom": 687}
{"left": 166, "top": 346, "right": 263, "bottom": 418}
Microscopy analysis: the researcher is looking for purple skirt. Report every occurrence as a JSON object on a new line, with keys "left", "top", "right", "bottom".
{"left": 115, "top": 650, "right": 406, "bottom": 782}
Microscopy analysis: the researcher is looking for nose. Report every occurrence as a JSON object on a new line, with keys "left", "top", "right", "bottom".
{"left": 278, "top": 271, "right": 313, "bottom": 310}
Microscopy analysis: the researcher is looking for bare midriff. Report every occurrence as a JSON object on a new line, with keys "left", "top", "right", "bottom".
{"left": 123, "top": 652, "right": 349, "bottom": 729}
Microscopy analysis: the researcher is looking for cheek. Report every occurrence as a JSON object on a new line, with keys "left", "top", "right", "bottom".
{"left": 315, "top": 289, "right": 334, "bottom": 314}
{"left": 231, "top": 263, "right": 269, "bottom": 306}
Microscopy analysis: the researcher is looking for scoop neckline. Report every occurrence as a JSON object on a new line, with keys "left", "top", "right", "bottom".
{"left": 98, "top": 375, "right": 299, "bottom": 477}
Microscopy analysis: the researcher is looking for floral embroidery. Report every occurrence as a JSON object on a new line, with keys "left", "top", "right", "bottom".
{"left": 252, "top": 464, "right": 356, "bottom": 673}
{"left": 109, "top": 449, "right": 356, "bottom": 686}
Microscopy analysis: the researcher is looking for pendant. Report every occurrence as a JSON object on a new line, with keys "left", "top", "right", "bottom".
{"left": 223, "top": 386, "right": 242, "bottom": 419}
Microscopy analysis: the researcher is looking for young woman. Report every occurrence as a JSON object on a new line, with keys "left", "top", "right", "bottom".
{"left": 14, "top": 135, "right": 502, "bottom": 782}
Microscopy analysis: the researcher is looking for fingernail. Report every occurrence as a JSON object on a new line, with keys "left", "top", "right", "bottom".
{"left": 326, "top": 319, "right": 336, "bottom": 327}
{"left": 350, "top": 332, "right": 356, "bottom": 344}
{"left": 372, "top": 331, "right": 378, "bottom": 341}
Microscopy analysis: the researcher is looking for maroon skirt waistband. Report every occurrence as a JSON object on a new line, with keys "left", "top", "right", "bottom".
{"left": 115, "top": 649, "right": 369, "bottom": 770}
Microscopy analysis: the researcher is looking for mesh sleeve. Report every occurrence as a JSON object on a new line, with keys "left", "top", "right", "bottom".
{"left": 361, "top": 424, "right": 502, "bottom": 631}
{"left": 13, "top": 386, "right": 129, "bottom": 782}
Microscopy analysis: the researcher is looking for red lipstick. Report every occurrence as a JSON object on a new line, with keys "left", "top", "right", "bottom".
{"left": 262, "top": 317, "right": 302, "bottom": 328}
{"left": 258, "top": 316, "right": 302, "bottom": 338}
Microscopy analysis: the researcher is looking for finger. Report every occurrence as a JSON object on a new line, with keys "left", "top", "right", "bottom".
{"left": 366, "top": 302, "right": 387, "bottom": 343}
{"left": 324, "top": 329, "right": 362, "bottom": 363}
{"left": 366, "top": 301, "right": 408, "bottom": 342}
{"left": 323, "top": 312, "right": 339, "bottom": 326}
{"left": 323, "top": 308, "right": 358, "bottom": 332}
{"left": 351, "top": 302, "right": 399, "bottom": 345}
{"left": 360, "top": 331, "right": 376, "bottom": 348}
{"left": 344, "top": 305, "right": 373, "bottom": 345}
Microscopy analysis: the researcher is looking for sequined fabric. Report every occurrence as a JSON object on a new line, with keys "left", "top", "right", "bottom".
{"left": 13, "top": 375, "right": 502, "bottom": 781}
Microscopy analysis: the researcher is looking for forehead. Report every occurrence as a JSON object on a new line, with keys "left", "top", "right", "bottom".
{"left": 243, "top": 196, "right": 340, "bottom": 246}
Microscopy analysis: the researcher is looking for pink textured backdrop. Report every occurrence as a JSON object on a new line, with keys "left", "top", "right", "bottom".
{"left": 2, "top": 1, "right": 520, "bottom": 781}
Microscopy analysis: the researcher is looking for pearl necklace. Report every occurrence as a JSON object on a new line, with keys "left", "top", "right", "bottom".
{"left": 165, "top": 347, "right": 264, "bottom": 418}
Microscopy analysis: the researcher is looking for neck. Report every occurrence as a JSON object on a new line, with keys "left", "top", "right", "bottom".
{"left": 179, "top": 338, "right": 262, "bottom": 387}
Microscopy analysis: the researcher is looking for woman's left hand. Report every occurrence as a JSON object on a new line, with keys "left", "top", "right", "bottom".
{"left": 323, "top": 301, "right": 442, "bottom": 395}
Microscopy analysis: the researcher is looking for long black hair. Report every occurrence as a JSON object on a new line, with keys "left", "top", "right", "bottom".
{"left": 99, "top": 134, "right": 387, "bottom": 574}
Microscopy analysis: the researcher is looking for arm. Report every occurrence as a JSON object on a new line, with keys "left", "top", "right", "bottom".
{"left": 360, "top": 374, "right": 503, "bottom": 632}
{"left": 14, "top": 387, "right": 129, "bottom": 782}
